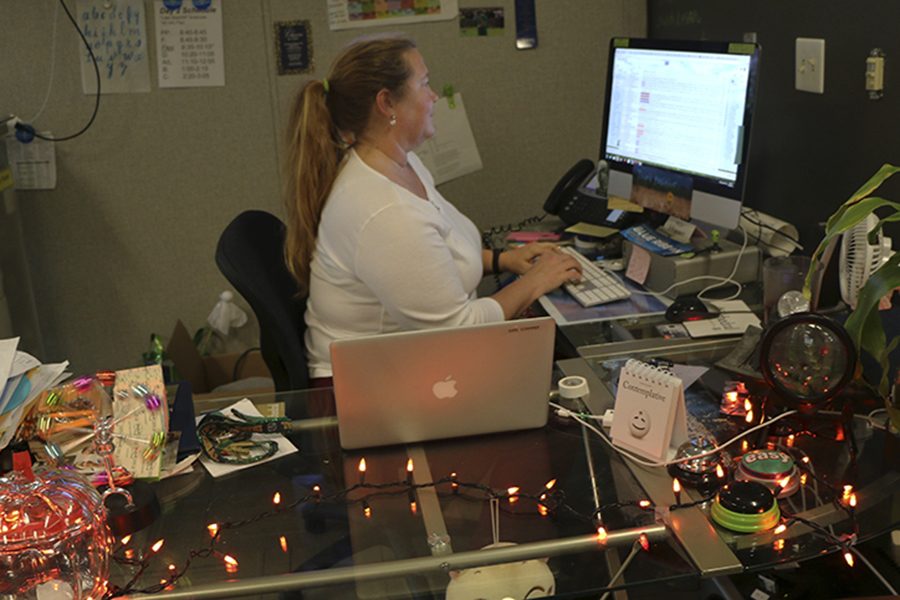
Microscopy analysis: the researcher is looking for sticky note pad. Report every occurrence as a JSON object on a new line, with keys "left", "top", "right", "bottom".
{"left": 608, "top": 196, "right": 644, "bottom": 213}
{"left": 564, "top": 223, "right": 619, "bottom": 239}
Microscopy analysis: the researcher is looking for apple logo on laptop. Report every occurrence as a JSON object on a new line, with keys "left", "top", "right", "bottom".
{"left": 432, "top": 376, "right": 458, "bottom": 399}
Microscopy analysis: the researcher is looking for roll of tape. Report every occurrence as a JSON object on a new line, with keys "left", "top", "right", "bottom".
{"left": 574, "top": 236, "right": 599, "bottom": 253}
{"left": 558, "top": 375, "right": 589, "bottom": 400}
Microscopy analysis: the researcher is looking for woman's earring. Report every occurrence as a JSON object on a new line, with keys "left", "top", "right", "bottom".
{"left": 389, "top": 114, "right": 398, "bottom": 127}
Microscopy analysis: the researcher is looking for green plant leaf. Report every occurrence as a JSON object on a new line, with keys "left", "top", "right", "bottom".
{"left": 845, "top": 252, "right": 900, "bottom": 340}
{"left": 844, "top": 252, "right": 900, "bottom": 396}
{"left": 823, "top": 165, "right": 900, "bottom": 233}
{"left": 805, "top": 197, "right": 900, "bottom": 294}
{"left": 850, "top": 307, "right": 887, "bottom": 383}
{"left": 807, "top": 164, "right": 900, "bottom": 293}
{"left": 868, "top": 209, "right": 900, "bottom": 245}
{"left": 888, "top": 406, "right": 900, "bottom": 433}
{"left": 838, "top": 198, "right": 897, "bottom": 237}
{"left": 845, "top": 163, "right": 900, "bottom": 205}
{"left": 878, "top": 335, "right": 900, "bottom": 395}
{"left": 807, "top": 164, "right": 900, "bottom": 401}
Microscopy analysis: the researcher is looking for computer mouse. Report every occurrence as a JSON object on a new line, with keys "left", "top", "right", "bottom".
{"left": 665, "top": 295, "right": 718, "bottom": 323}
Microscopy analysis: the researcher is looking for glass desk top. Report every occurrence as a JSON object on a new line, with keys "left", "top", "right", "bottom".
{"left": 113, "top": 334, "right": 898, "bottom": 599}
{"left": 114, "top": 387, "right": 695, "bottom": 599}
{"left": 552, "top": 284, "right": 771, "bottom": 348}
{"left": 559, "top": 335, "right": 899, "bottom": 582}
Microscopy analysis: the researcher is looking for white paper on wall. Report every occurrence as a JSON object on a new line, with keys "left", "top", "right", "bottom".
{"left": 155, "top": 0, "right": 225, "bottom": 88}
{"left": 415, "top": 93, "right": 483, "bottom": 185}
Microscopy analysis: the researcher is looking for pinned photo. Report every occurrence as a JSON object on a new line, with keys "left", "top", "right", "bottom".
{"left": 459, "top": 7, "right": 504, "bottom": 37}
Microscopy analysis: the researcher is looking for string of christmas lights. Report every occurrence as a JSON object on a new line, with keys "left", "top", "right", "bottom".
{"left": 96, "top": 366, "right": 879, "bottom": 597}
{"left": 99, "top": 447, "right": 871, "bottom": 599}
{"left": 100, "top": 459, "right": 686, "bottom": 597}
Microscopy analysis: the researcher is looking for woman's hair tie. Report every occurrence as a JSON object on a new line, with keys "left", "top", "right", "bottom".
{"left": 322, "top": 78, "right": 330, "bottom": 94}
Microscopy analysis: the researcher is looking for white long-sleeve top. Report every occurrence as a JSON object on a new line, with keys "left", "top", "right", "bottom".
{"left": 304, "top": 149, "right": 504, "bottom": 377}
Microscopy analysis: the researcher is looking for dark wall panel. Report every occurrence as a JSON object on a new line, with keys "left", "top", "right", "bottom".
{"left": 648, "top": 0, "right": 899, "bottom": 256}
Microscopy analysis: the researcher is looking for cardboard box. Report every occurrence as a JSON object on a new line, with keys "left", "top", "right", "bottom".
{"left": 165, "top": 320, "right": 274, "bottom": 401}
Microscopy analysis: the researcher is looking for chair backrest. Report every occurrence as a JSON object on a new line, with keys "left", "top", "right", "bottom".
{"left": 215, "top": 210, "right": 309, "bottom": 393}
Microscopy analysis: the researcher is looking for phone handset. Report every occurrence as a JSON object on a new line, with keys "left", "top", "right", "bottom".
{"left": 484, "top": 159, "right": 627, "bottom": 247}
{"left": 543, "top": 159, "right": 595, "bottom": 215}
{"left": 543, "top": 158, "right": 631, "bottom": 229}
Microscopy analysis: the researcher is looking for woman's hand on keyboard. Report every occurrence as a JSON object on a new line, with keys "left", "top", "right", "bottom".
{"left": 520, "top": 248, "right": 583, "bottom": 293}
{"left": 491, "top": 246, "right": 582, "bottom": 319}
{"left": 499, "top": 242, "right": 559, "bottom": 275}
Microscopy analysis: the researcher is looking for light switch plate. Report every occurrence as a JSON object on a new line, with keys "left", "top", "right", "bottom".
{"left": 796, "top": 38, "right": 825, "bottom": 93}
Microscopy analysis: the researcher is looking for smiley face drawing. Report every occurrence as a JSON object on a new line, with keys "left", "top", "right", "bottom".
{"left": 630, "top": 410, "right": 651, "bottom": 438}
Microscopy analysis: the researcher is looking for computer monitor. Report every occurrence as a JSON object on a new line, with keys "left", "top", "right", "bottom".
{"left": 600, "top": 37, "right": 761, "bottom": 230}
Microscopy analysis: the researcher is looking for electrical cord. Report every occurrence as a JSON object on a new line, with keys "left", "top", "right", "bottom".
{"left": 627, "top": 226, "right": 750, "bottom": 302}
{"left": 781, "top": 502, "right": 900, "bottom": 596}
{"left": 557, "top": 393, "right": 893, "bottom": 586}
{"left": 481, "top": 213, "right": 547, "bottom": 249}
{"left": 550, "top": 399, "right": 798, "bottom": 468}
{"left": 482, "top": 213, "right": 550, "bottom": 291}
{"left": 27, "top": 0, "right": 61, "bottom": 124}
{"left": 231, "top": 346, "right": 262, "bottom": 382}
{"left": 850, "top": 546, "right": 899, "bottom": 595}
{"left": 741, "top": 207, "right": 804, "bottom": 251}
{"left": 867, "top": 408, "right": 887, "bottom": 419}
{"left": 820, "top": 409, "right": 890, "bottom": 431}
{"left": 598, "top": 540, "right": 642, "bottom": 600}
{"left": 695, "top": 225, "right": 748, "bottom": 301}
{"left": 14, "top": 0, "right": 101, "bottom": 143}
{"left": 740, "top": 227, "right": 802, "bottom": 256}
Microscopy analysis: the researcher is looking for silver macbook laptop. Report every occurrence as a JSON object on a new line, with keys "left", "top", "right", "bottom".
{"left": 330, "top": 317, "right": 556, "bottom": 449}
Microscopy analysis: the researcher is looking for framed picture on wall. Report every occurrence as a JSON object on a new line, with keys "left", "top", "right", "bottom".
{"left": 275, "top": 20, "right": 313, "bottom": 75}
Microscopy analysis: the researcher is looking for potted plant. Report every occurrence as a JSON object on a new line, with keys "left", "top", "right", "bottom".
{"left": 805, "top": 163, "right": 900, "bottom": 429}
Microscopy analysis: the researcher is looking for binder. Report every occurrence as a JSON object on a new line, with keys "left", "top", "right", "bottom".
{"left": 610, "top": 359, "right": 688, "bottom": 463}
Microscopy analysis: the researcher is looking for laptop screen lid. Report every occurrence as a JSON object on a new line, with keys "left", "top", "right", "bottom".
{"left": 331, "top": 317, "right": 556, "bottom": 450}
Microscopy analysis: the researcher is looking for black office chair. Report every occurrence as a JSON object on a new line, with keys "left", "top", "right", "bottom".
{"left": 215, "top": 210, "right": 310, "bottom": 394}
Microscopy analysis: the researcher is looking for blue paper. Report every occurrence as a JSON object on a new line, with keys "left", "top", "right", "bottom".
{"left": 620, "top": 224, "right": 693, "bottom": 256}
{"left": 0, "top": 374, "right": 32, "bottom": 416}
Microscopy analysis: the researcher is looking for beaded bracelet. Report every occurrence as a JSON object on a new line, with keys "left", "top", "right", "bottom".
{"left": 197, "top": 410, "right": 293, "bottom": 465}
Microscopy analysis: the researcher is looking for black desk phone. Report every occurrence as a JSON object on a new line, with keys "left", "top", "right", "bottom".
{"left": 543, "top": 158, "right": 634, "bottom": 230}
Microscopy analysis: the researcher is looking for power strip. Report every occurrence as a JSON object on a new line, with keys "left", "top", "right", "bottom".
{"left": 623, "top": 238, "right": 761, "bottom": 298}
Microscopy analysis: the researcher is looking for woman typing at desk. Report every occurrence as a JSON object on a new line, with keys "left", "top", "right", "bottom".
{"left": 284, "top": 35, "right": 580, "bottom": 379}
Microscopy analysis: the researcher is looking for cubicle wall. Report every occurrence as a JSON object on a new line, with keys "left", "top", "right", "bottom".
{"left": 1, "top": 1, "right": 645, "bottom": 373}
{"left": 0, "top": 184, "right": 44, "bottom": 358}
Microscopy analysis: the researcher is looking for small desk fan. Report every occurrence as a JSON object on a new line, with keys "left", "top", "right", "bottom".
{"left": 839, "top": 213, "right": 894, "bottom": 308}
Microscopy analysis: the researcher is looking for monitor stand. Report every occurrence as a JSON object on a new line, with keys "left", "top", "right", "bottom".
{"left": 623, "top": 238, "right": 762, "bottom": 299}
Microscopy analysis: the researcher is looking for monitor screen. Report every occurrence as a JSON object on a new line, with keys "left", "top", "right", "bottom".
{"left": 600, "top": 38, "right": 761, "bottom": 230}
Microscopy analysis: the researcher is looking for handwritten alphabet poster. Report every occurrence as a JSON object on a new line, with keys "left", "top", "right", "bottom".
{"left": 76, "top": 0, "right": 151, "bottom": 94}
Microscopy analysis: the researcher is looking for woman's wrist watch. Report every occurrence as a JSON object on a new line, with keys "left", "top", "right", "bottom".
{"left": 491, "top": 248, "right": 503, "bottom": 274}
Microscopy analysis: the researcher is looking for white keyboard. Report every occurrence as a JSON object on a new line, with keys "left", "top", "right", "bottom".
{"left": 559, "top": 246, "right": 631, "bottom": 307}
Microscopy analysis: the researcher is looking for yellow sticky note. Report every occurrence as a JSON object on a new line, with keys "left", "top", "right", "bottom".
{"left": 564, "top": 222, "right": 619, "bottom": 239}
{"left": 0, "top": 168, "right": 13, "bottom": 193}
{"left": 608, "top": 195, "right": 644, "bottom": 213}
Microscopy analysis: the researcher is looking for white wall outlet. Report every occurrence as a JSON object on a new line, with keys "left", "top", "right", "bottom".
{"left": 796, "top": 38, "right": 825, "bottom": 93}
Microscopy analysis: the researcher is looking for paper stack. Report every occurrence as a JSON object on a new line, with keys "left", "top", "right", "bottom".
{"left": 0, "top": 337, "right": 70, "bottom": 451}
